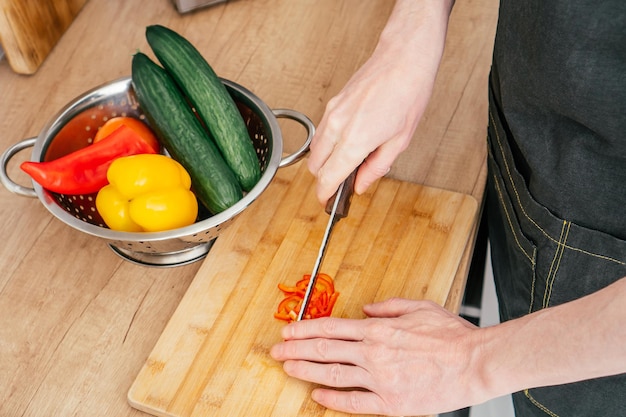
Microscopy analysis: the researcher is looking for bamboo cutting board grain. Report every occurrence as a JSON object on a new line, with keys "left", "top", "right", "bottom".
{"left": 128, "top": 161, "right": 478, "bottom": 417}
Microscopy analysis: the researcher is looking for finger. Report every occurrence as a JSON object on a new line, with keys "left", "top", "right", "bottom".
{"left": 311, "top": 388, "right": 388, "bottom": 416}
{"left": 355, "top": 160, "right": 390, "bottom": 197}
{"left": 307, "top": 119, "right": 363, "bottom": 205}
{"left": 354, "top": 139, "right": 407, "bottom": 195}
{"left": 362, "top": 297, "right": 429, "bottom": 318}
{"left": 270, "top": 337, "right": 364, "bottom": 366}
{"left": 306, "top": 115, "right": 335, "bottom": 180}
{"left": 315, "top": 142, "right": 368, "bottom": 205}
{"left": 280, "top": 317, "right": 366, "bottom": 342}
{"left": 282, "top": 359, "right": 372, "bottom": 390}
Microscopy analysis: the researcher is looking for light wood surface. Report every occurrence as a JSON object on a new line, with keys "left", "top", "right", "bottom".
{"left": 128, "top": 162, "right": 478, "bottom": 417}
{"left": 0, "top": 1, "right": 498, "bottom": 416}
{"left": 0, "top": 0, "right": 87, "bottom": 74}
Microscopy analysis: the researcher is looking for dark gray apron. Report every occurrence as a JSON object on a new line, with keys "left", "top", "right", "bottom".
{"left": 487, "top": 95, "right": 626, "bottom": 415}
{"left": 485, "top": 1, "right": 626, "bottom": 415}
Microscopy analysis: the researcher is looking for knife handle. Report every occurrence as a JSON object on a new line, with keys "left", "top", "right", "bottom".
{"left": 325, "top": 168, "right": 358, "bottom": 218}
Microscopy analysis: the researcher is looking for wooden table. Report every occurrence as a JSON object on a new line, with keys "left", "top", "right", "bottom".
{"left": 0, "top": 0, "right": 498, "bottom": 416}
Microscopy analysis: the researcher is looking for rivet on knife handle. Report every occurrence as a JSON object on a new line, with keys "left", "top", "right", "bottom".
{"left": 325, "top": 168, "right": 358, "bottom": 219}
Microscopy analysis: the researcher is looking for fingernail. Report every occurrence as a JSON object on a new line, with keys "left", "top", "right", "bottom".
{"left": 355, "top": 182, "right": 368, "bottom": 195}
{"left": 282, "top": 323, "right": 295, "bottom": 340}
{"left": 269, "top": 343, "right": 282, "bottom": 359}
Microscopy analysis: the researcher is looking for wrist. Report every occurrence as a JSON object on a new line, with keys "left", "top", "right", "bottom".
{"left": 468, "top": 320, "right": 528, "bottom": 401}
{"left": 469, "top": 277, "right": 626, "bottom": 400}
{"left": 376, "top": 0, "right": 453, "bottom": 77}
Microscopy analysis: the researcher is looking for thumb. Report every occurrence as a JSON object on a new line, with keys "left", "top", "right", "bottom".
{"left": 354, "top": 141, "right": 405, "bottom": 195}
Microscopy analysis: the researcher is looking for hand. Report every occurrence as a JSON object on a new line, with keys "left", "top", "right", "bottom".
{"left": 307, "top": 0, "right": 454, "bottom": 205}
{"left": 270, "top": 298, "right": 486, "bottom": 416}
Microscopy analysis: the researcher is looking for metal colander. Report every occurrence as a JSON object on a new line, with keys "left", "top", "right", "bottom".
{"left": 1, "top": 77, "right": 313, "bottom": 267}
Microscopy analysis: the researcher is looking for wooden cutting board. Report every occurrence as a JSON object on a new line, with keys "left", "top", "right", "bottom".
{"left": 0, "top": 0, "right": 87, "bottom": 74}
{"left": 128, "top": 161, "right": 478, "bottom": 417}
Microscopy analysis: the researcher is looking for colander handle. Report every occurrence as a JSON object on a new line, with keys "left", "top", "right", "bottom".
{"left": 0, "top": 137, "right": 38, "bottom": 198}
{"left": 273, "top": 109, "right": 315, "bottom": 168}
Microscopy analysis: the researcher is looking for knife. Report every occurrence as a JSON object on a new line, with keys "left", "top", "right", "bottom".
{"left": 297, "top": 168, "right": 358, "bottom": 321}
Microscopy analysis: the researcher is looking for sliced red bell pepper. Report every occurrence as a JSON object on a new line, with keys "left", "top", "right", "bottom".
{"left": 21, "top": 125, "right": 157, "bottom": 195}
{"left": 274, "top": 294, "right": 303, "bottom": 321}
{"left": 274, "top": 273, "right": 339, "bottom": 323}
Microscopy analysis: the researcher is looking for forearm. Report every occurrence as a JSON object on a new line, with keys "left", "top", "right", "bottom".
{"left": 377, "top": 0, "right": 455, "bottom": 66}
{"left": 368, "top": 0, "right": 455, "bottom": 94}
{"left": 308, "top": 0, "right": 456, "bottom": 203}
{"left": 475, "top": 276, "right": 626, "bottom": 398}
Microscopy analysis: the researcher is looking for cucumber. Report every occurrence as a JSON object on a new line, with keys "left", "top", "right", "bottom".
{"left": 146, "top": 24, "right": 261, "bottom": 192}
{"left": 131, "top": 52, "right": 243, "bottom": 214}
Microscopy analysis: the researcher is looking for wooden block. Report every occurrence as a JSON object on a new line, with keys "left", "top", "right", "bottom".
{"left": 0, "top": 0, "right": 88, "bottom": 74}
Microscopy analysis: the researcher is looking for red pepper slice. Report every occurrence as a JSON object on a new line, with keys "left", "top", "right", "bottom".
{"left": 277, "top": 283, "right": 303, "bottom": 295}
{"left": 21, "top": 125, "right": 157, "bottom": 195}
{"left": 274, "top": 273, "right": 339, "bottom": 323}
{"left": 274, "top": 294, "right": 303, "bottom": 321}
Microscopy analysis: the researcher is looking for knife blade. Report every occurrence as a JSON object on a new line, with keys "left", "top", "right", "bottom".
{"left": 297, "top": 168, "right": 358, "bottom": 321}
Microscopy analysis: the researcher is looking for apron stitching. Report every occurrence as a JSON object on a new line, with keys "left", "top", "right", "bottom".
{"left": 490, "top": 147, "right": 539, "bottom": 314}
{"left": 491, "top": 168, "right": 534, "bottom": 264}
{"left": 489, "top": 111, "right": 626, "bottom": 266}
{"left": 560, "top": 244, "right": 625, "bottom": 266}
{"left": 491, "top": 156, "right": 539, "bottom": 312}
{"left": 524, "top": 389, "right": 561, "bottom": 417}
{"left": 528, "top": 246, "right": 538, "bottom": 314}
{"left": 543, "top": 221, "right": 567, "bottom": 307}
{"left": 489, "top": 111, "right": 546, "bottom": 235}
{"left": 543, "top": 221, "right": 571, "bottom": 308}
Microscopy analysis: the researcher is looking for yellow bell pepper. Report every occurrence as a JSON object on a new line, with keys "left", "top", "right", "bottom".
{"left": 96, "top": 154, "right": 198, "bottom": 232}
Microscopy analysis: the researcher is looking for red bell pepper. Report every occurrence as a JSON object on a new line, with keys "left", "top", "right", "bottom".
{"left": 21, "top": 125, "right": 157, "bottom": 195}
{"left": 274, "top": 273, "right": 340, "bottom": 322}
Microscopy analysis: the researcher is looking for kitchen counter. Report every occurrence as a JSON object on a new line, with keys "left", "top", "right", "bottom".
{"left": 0, "top": 1, "right": 498, "bottom": 416}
